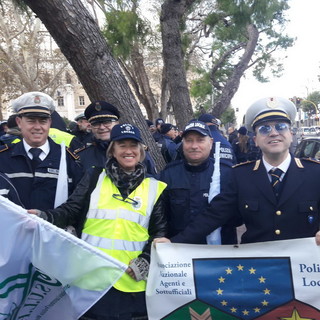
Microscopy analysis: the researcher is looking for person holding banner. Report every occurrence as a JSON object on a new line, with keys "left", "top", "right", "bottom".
{"left": 155, "top": 96, "right": 320, "bottom": 246}
{"left": 0, "top": 91, "right": 83, "bottom": 210}
{"left": 29, "top": 123, "right": 167, "bottom": 320}
{"left": 160, "top": 120, "right": 238, "bottom": 245}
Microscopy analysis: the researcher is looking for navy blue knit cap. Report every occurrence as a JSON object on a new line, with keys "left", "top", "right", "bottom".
{"left": 198, "top": 113, "right": 219, "bottom": 126}
{"left": 160, "top": 123, "right": 173, "bottom": 134}
{"left": 155, "top": 118, "right": 164, "bottom": 126}
{"left": 238, "top": 126, "right": 247, "bottom": 135}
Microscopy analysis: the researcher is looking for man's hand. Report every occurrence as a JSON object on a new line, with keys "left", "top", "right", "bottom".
{"left": 27, "top": 209, "right": 42, "bottom": 216}
{"left": 315, "top": 231, "right": 320, "bottom": 245}
{"left": 153, "top": 237, "right": 171, "bottom": 244}
{"left": 27, "top": 209, "right": 48, "bottom": 220}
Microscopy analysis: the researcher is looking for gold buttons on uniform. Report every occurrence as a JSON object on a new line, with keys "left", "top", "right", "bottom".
{"left": 276, "top": 210, "right": 281, "bottom": 216}
{"left": 275, "top": 229, "right": 281, "bottom": 235}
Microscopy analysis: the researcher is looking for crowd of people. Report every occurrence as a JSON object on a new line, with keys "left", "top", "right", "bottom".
{"left": 1, "top": 91, "right": 320, "bottom": 320}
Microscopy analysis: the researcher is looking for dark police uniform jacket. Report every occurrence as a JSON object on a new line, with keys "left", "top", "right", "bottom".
{"left": 160, "top": 157, "right": 238, "bottom": 244}
{"left": 208, "top": 125, "right": 236, "bottom": 166}
{"left": 0, "top": 172, "right": 23, "bottom": 206}
{"left": 171, "top": 156, "right": 320, "bottom": 244}
{"left": 157, "top": 134, "right": 179, "bottom": 163}
{"left": 0, "top": 138, "right": 83, "bottom": 210}
{"left": 74, "top": 140, "right": 107, "bottom": 170}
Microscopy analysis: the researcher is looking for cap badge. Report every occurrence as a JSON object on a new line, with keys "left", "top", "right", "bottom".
{"left": 266, "top": 97, "right": 279, "bottom": 109}
{"left": 95, "top": 102, "right": 102, "bottom": 111}
{"left": 125, "top": 125, "right": 132, "bottom": 131}
{"left": 34, "top": 96, "right": 41, "bottom": 104}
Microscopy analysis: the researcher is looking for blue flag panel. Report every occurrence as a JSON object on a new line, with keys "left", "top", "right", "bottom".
{"left": 193, "top": 257, "right": 294, "bottom": 320}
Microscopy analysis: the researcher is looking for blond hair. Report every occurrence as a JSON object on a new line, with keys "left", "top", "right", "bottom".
{"left": 106, "top": 140, "right": 146, "bottom": 162}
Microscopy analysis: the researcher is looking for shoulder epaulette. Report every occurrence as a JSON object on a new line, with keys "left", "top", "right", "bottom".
{"left": 73, "top": 145, "right": 86, "bottom": 154}
{"left": 0, "top": 144, "right": 10, "bottom": 153}
{"left": 232, "top": 160, "right": 256, "bottom": 168}
{"left": 66, "top": 147, "right": 80, "bottom": 160}
{"left": 299, "top": 157, "right": 320, "bottom": 165}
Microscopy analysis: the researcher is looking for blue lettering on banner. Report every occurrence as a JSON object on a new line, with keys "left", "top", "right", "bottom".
{"left": 300, "top": 264, "right": 320, "bottom": 287}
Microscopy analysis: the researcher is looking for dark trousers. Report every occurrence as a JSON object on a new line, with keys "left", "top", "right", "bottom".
{"left": 82, "top": 287, "right": 148, "bottom": 320}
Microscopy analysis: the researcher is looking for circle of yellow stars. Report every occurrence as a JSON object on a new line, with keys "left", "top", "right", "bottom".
{"left": 215, "top": 264, "right": 270, "bottom": 317}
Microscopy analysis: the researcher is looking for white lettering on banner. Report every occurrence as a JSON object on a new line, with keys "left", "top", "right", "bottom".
{"left": 146, "top": 239, "right": 320, "bottom": 320}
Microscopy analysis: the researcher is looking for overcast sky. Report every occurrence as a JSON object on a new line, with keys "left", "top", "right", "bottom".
{"left": 232, "top": 0, "right": 320, "bottom": 124}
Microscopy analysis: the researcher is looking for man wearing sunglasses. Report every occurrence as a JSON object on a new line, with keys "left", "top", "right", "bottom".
{"left": 155, "top": 96, "right": 320, "bottom": 246}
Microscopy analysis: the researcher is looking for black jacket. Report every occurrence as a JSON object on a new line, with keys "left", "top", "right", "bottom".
{"left": 0, "top": 172, "right": 24, "bottom": 206}
{"left": 160, "top": 158, "right": 238, "bottom": 244}
{"left": 172, "top": 157, "right": 320, "bottom": 244}
{"left": 0, "top": 138, "right": 83, "bottom": 210}
{"left": 44, "top": 167, "right": 167, "bottom": 262}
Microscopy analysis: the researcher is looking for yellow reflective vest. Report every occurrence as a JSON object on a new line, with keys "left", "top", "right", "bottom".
{"left": 49, "top": 128, "right": 75, "bottom": 147}
{"left": 11, "top": 138, "right": 21, "bottom": 144}
{"left": 82, "top": 170, "right": 166, "bottom": 292}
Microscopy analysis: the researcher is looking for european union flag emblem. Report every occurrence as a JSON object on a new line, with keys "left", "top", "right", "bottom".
{"left": 193, "top": 257, "right": 294, "bottom": 320}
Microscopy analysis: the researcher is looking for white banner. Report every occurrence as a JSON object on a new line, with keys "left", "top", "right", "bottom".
{"left": 0, "top": 196, "right": 127, "bottom": 320}
{"left": 147, "top": 239, "right": 320, "bottom": 320}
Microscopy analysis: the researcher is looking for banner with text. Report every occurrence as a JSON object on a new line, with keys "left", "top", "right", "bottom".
{"left": 147, "top": 239, "right": 320, "bottom": 320}
{"left": 0, "top": 196, "right": 127, "bottom": 320}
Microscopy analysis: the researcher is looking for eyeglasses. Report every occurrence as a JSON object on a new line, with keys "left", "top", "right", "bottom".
{"left": 91, "top": 120, "right": 116, "bottom": 128}
{"left": 112, "top": 194, "right": 138, "bottom": 206}
{"left": 257, "top": 123, "right": 290, "bottom": 136}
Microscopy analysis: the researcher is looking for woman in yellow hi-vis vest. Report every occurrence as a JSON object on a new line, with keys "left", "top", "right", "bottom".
{"left": 29, "top": 123, "right": 167, "bottom": 320}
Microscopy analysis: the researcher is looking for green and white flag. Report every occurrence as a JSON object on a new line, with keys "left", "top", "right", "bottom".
{"left": 0, "top": 195, "right": 127, "bottom": 320}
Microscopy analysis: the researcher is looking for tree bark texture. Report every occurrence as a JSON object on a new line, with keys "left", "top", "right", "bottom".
{"left": 212, "top": 24, "right": 259, "bottom": 118}
{"left": 130, "top": 45, "right": 158, "bottom": 122}
{"left": 160, "top": 0, "right": 195, "bottom": 129}
{"left": 21, "top": 0, "right": 165, "bottom": 170}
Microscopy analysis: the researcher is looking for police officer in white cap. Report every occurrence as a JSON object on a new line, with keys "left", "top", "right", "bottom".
{"left": 0, "top": 91, "right": 83, "bottom": 211}
{"left": 155, "top": 96, "right": 320, "bottom": 246}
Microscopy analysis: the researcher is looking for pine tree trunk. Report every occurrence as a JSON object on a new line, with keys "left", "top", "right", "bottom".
{"left": 160, "top": 0, "right": 195, "bottom": 129}
{"left": 21, "top": 0, "right": 165, "bottom": 170}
